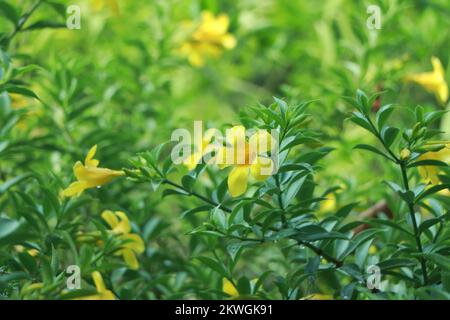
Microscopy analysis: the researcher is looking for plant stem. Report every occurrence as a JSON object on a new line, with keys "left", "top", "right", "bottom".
{"left": 162, "top": 178, "right": 232, "bottom": 213}
{"left": 297, "top": 240, "right": 342, "bottom": 267}
{"left": 399, "top": 162, "right": 428, "bottom": 285}
{"left": 274, "top": 175, "right": 287, "bottom": 226}
{"left": 6, "top": 0, "right": 43, "bottom": 46}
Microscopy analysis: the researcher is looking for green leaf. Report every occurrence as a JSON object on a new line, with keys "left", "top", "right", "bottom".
{"left": 335, "top": 202, "right": 359, "bottom": 218}
{"left": 349, "top": 112, "right": 374, "bottom": 134}
{"left": 0, "top": 217, "right": 20, "bottom": 240}
{"left": 356, "top": 89, "right": 369, "bottom": 113}
{"left": 422, "top": 253, "right": 450, "bottom": 271}
{"left": 196, "top": 256, "right": 227, "bottom": 276}
{"left": 162, "top": 188, "right": 189, "bottom": 198}
{"left": 415, "top": 184, "right": 450, "bottom": 202}
{"left": 407, "top": 160, "right": 448, "bottom": 168}
{"left": 376, "top": 104, "right": 394, "bottom": 131}
{"left": 22, "top": 20, "right": 67, "bottom": 31}
{"left": 381, "top": 126, "right": 399, "bottom": 148}
{"left": 354, "top": 144, "right": 393, "bottom": 161}
{"left": 0, "top": 2, "right": 19, "bottom": 25}
{"left": 1, "top": 85, "right": 40, "bottom": 100}
{"left": 0, "top": 174, "right": 33, "bottom": 195}
{"left": 292, "top": 225, "right": 348, "bottom": 241}
{"left": 377, "top": 258, "right": 416, "bottom": 271}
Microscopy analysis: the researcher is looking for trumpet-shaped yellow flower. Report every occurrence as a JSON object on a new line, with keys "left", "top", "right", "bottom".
{"left": 222, "top": 278, "right": 239, "bottom": 297}
{"left": 217, "top": 126, "right": 276, "bottom": 197}
{"left": 62, "top": 145, "right": 125, "bottom": 197}
{"left": 77, "top": 271, "right": 115, "bottom": 300}
{"left": 405, "top": 57, "right": 448, "bottom": 105}
{"left": 180, "top": 11, "right": 236, "bottom": 67}
{"left": 91, "top": 0, "right": 120, "bottom": 15}
{"left": 183, "top": 128, "right": 221, "bottom": 170}
{"left": 101, "top": 210, "right": 145, "bottom": 270}
{"left": 418, "top": 144, "right": 450, "bottom": 185}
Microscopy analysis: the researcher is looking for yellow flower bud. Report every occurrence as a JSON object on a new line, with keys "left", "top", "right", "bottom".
{"left": 400, "top": 148, "right": 411, "bottom": 160}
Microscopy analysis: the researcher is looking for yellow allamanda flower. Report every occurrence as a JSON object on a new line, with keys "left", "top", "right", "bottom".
{"left": 183, "top": 128, "right": 221, "bottom": 170}
{"left": 77, "top": 271, "right": 115, "bottom": 300}
{"left": 101, "top": 210, "right": 145, "bottom": 270}
{"left": 14, "top": 245, "right": 39, "bottom": 257}
{"left": 319, "top": 193, "right": 337, "bottom": 214}
{"left": 405, "top": 56, "right": 448, "bottom": 105}
{"left": 62, "top": 145, "right": 125, "bottom": 197}
{"left": 418, "top": 143, "right": 450, "bottom": 185}
{"left": 217, "top": 126, "right": 275, "bottom": 197}
{"left": 222, "top": 278, "right": 239, "bottom": 297}
{"left": 90, "top": 0, "right": 120, "bottom": 15}
{"left": 179, "top": 11, "right": 236, "bottom": 67}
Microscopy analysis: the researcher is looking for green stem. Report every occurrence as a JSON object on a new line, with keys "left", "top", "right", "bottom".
{"left": 274, "top": 175, "right": 287, "bottom": 226}
{"left": 6, "top": 0, "right": 43, "bottom": 46}
{"left": 162, "top": 178, "right": 232, "bottom": 213}
{"left": 399, "top": 162, "right": 428, "bottom": 285}
{"left": 298, "top": 240, "right": 342, "bottom": 267}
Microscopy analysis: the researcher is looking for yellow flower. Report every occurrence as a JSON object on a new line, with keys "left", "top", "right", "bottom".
{"left": 217, "top": 126, "right": 275, "bottom": 197}
{"left": 14, "top": 245, "right": 39, "bottom": 257}
{"left": 418, "top": 144, "right": 450, "bottom": 185}
{"left": 91, "top": 0, "right": 120, "bottom": 15}
{"left": 77, "top": 272, "right": 115, "bottom": 300}
{"left": 183, "top": 128, "right": 220, "bottom": 170}
{"left": 319, "top": 193, "right": 337, "bottom": 213}
{"left": 368, "top": 245, "right": 377, "bottom": 254}
{"left": 101, "top": 210, "right": 145, "bottom": 270}
{"left": 62, "top": 145, "right": 125, "bottom": 197}
{"left": 222, "top": 278, "right": 239, "bottom": 297}
{"left": 180, "top": 11, "right": 236, "bottom": 67}
{"left": 10, "top": 93, "right": 28, "bottom": 109}
{"left": 405, "top": 57, "right": 448, "bottom": 105}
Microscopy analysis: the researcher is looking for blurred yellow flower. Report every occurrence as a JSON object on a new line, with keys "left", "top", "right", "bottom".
{"left": 319, "top": 193, "right": 336, "bottom": 213}
{"left": 77, "top": 271, "right": 115, "bottom": 300}
{"left": 217, "top": 126, "right": 275, "bottom": 197}
{"left": 405, "top": 57, "right": 448, "bottom": 105}
{"left": 418, "top": 144, "right": 450, "bottom": 185}
{"left": 101, "top": 210, "right": 145, "bottom": 270}
{"left": 368, "top": 245, "right": 377, "bottom": 254}
{"left": 21, "top": 282, "right": 44, "bottom": 296}
{"left": 183, "top": 128, "right": 220, "bottom": 170}
{"left": 62, "top": 145, "right": 124, "bottom": 197}
{"left": 91, "top": 0, "right": 120, "bottom": 15}
{"left": 222, "top": 278, "right": 239, "bottom": 297}
{"left": 14, "top": 245, "right": 39, "bottom": 257}
{"left": 180, "top": 11, "right": 236, "bottom": 67}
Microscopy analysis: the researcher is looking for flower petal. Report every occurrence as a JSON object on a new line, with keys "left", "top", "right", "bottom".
{"left": 228, "top": 165, "right": 249, "bottom": 197}
{"left": 121, "top": 233, "right": 145, "bottom": 253}
{"left": 250, "top": 156, "right": 273, "bottom": 181}
{"left": 91, "top": 271, "right": 107, "bottom": 293}
{"left": 101, "top": 210, "right": 119, "bottom": 229}
{"left": 85, "top": 145, "right": 99, "bottom": 167}
{"left": 122, "top": 248, "right": 139, "bottom": 270}
{"left": 62, "top": 181, "right": 88, "bottom": 197}
{"left": 222, "top": 278, "right": 239, "bottom": 297}
{"left": 114, "top": 211, "right": 131, "bottom": 234}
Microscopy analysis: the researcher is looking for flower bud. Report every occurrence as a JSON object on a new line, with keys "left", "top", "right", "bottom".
{"left": 400, "top": 148, "right": 411, "bottom": 160}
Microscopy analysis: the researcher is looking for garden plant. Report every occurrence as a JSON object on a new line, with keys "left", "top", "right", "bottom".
{"left": 0, "top": 0, "right": 449, "bottom": 301}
